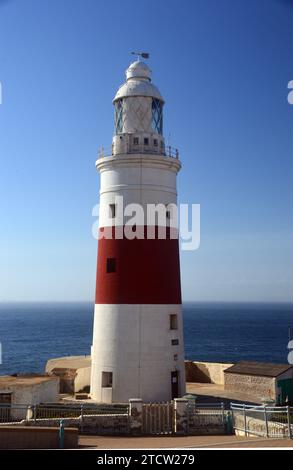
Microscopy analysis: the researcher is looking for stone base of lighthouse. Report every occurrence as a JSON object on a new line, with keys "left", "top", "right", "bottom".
{"left": 90, "top": 304, "right": 186, "bottom": 403}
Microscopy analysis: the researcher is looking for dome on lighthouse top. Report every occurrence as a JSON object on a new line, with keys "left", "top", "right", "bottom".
{"left": 126, "top": 60, "right": 151, "bottom": 80}
{"left": 113, "top": 60, "right": 164, "bottom": 103}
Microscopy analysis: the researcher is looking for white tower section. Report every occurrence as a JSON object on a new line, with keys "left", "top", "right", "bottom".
{"left": 90, "top": 60, "right": 186, "bottom": 403}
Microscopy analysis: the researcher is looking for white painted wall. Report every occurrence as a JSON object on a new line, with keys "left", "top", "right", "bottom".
{"left": 75, "top": 367, "right": 91, "bottom": 393}
{"left": 46, "top": 355, "right": 91, "bottom": 374}
{"left": 0, "top": 378, "right": 59, "bottom": 406}
{"left": 92, "top": 152, "right": 185, "bottom": 403}
{"left": 97, "top": 154, "right": 181, "bottom": 228}
{"left": 91, "top": 304, "right": 185, "bottom": 403}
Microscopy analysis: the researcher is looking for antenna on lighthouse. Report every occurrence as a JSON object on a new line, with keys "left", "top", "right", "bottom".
{"left": 131, "top": 51, "right": 150, "bottom": 61}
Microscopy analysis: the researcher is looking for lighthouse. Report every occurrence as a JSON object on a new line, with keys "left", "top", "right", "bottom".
{"left": 90, "top": 57, "right": 186, "bottom": 403}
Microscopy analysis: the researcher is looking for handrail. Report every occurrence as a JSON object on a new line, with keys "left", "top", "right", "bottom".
{"left": 230, "top": 402, "right": 288, "bottom": 411}
{"left": 97, "top": 144, "right": 179, "bottom": 160}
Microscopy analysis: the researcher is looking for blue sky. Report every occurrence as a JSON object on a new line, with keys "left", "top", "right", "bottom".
{"left": 0, "top": 0, "right": 292, "bottom": 302}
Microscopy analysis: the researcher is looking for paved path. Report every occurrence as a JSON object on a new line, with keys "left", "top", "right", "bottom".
{"left": 79, "top": 435, "right": 293, "bottom": 449}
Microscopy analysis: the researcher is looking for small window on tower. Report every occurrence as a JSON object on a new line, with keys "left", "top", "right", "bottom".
{"left": 109, "top": 204, "right": 116, "bottom": 219}
{"left": 154, "top": 139, "right": 158, "bottom": 147}
{"left": 107, "top": 258, "right": 116, "bottom": 273}
{"left": 171, "top": 339, "right": 179, "bottom": 346}
{"left": 144, "top": 138, "right": 149, "bottom": 145}
{"left": 102, "top": 371, "right": 113, "bottom": 388}
{"left": 133, "top": 137, "right": 139, "bottom": 145}
{"left": 170, "top": 314, "right": 178, "bottom": 330}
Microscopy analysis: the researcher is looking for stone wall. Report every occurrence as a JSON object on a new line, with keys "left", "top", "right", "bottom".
{"left": 224, "top": 373, "right": 276, "bottom": 401}
{"left": 185, "top": 361, "right": 234, "bottom": 384}
{"left": 24, "top": 414, "right": 130, "bottom": 435}
{"left": 49, "top": 368, "right": 76, "bottom": 394}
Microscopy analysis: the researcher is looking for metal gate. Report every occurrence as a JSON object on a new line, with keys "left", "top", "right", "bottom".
{"left": 142, "top": 402, "right": 174, "bottom": 435}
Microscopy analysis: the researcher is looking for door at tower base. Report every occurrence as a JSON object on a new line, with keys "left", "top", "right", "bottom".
{"left": 90, "top": 304, "right": 186, "bottom": 403}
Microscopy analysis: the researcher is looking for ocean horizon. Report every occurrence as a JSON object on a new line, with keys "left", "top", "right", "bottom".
{"left": 0, "top": 301, "right": 292, "bottom": 376}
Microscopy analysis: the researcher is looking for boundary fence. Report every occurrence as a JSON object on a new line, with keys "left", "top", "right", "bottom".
{"left": 1, "top": 400, "right": 292, "bottom": 438}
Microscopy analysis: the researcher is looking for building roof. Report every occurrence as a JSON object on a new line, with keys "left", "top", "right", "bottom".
{"left": 113, "top": 60, "right": 164, "bottom": 103}
{"left": 126, "top": 60, "right": 152, "bottom": 81}
{"left": 224, "top": 361, "right": 293, "bottom": 378}
{"left": 0, "top": 375, "right": 58, "bottom": 387}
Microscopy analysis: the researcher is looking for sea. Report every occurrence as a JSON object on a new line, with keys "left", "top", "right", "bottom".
{"left": 0, "top": 302, "right": 292, "bottom": 375}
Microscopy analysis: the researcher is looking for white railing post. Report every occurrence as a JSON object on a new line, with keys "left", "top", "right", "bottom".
{"left": 243, "top": 405, "right": 247, "bottom": 436}
{"left": 287, "top": 406, "right": 292, "bottom": 439}
{"left": 33, "top": 405, "right": 37, "bottom": 425}
{"left": 221, "top": 402, "right": 225, "bottom": 432}
{"left": 231, "top": 406, "right": 234, "bottom": 431}
{"left": 264, "top": 406, "right": 269, "bottom": 438}
{"left": 80, "top": 404, "right": 84, "bottom": 433}
{"left": 26, "top": 405, "right": 33, "bottom": 421}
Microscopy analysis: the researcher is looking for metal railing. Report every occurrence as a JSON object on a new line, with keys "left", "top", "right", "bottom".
{"left": 98, "top": 144, "right": 179, "bottom": 160}
{"left": 187, "top": 401, "right": 227, "bottom": 434}
{"left": 0, "top": 403, "right": 128, "bottom": 424}
{"left": 0, "top": 404, "right": 28, "bottom": 424}
{"left": 231, "top": 403, "right": 293, "bottom": 439}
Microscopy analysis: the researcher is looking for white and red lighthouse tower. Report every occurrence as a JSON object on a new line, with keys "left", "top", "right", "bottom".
{"left": 90, "top": 58, "right": 186, "bottom": 403}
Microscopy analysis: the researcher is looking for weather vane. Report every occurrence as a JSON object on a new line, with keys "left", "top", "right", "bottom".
{"left": 131, "top": 51, "right": 150, "bottom": 61}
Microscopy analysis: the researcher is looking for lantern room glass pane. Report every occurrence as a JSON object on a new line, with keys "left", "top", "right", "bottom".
{"left": 114, "top": 99, "right": 123, "bottom": 134}
{"left": 152, "top": 98, "right": 163, "bottom": 135}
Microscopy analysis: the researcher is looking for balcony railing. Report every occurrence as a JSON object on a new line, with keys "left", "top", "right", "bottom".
{"left": 97, "top": 145, "right": 179, "bottom": 160}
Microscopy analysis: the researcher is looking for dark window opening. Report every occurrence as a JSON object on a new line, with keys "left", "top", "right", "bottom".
{"left": 102, "top": 371, "right": 113, "bottom": 388}
{"left": 133, "top": 137, "right": 139, "bottom": 145}
{"left": 144, "top": 138, "right": 149, "bottom": 145}
{"left": 109, "top": 204, "right": 116, "bottom": 219}
{"left": 154, "top": 139, "right": 158, "bottom": 147}
{"left": 171, "top": 339, "right": 179, "bottom": 346}
{"left": 0, "top": 393, "right": 12, "bottom": 404}
{"left": 170, "top": 314, "right": 178, "bottom": 330}
{"left": 107, "top": 258, "right": 116, "bottom": 273}
{"left": 171, "top": 371, "right": 179, "bottom": 399}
